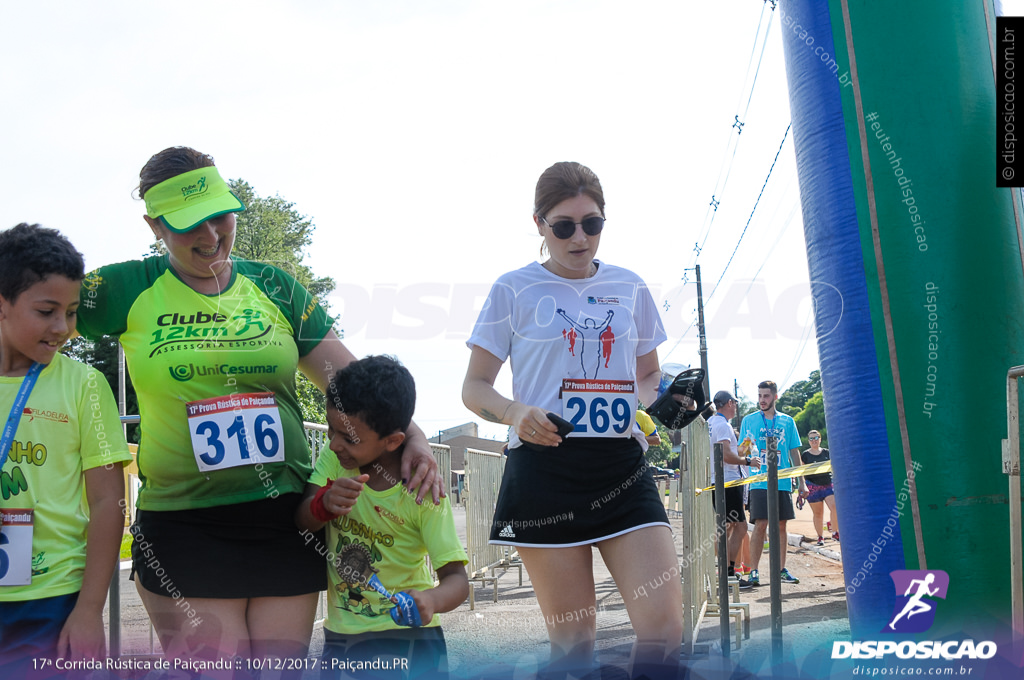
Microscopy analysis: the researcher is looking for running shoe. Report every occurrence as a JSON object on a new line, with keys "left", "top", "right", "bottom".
{"left": 738, "top": 563, "right": 751, "bottom": 575}
{"left": 833, "top": 531, "right": 840, "bottom": 542}
{"left": 749, "top": 569, "right": 760, "bottom": 586}
{"left": 779, "top": 568, "right": 800, "bottom": 584}
{"left": 738, "top": 578, "right": 753, "bottom": 590}
{"left": 816, "top": 536, "right": 824, "bottom": 547}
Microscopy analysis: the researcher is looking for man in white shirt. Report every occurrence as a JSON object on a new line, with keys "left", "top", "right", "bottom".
{"left": 708, "top": 390, "right": 760, "bottom": 587}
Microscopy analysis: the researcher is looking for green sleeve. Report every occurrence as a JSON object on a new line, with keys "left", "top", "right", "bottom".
{"left": 418, "top": 497, "right": 468, "bottom": 570}
{"left": 77, "top": 363, "right": 133, "bottom": 470}
{"left": 234, "top": 259, "right": 334, "bottom": 357}
{"left": 77, "top": 256, "right": 168, "bottom": 340}
{"left": 309, "top": 445, "right": 340, "bottom": 486}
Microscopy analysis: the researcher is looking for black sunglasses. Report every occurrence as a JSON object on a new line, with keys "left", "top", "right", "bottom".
{"left": 540, "top": 216, "right": 605, "bottom": 239}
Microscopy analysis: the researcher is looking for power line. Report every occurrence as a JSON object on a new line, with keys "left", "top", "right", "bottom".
{"left": 781, "top": 301, "right": 816, "bottom": 387}
{"left": 690, "top": 3, "right": 776, "bottom": 261}
{"left": 662, "top": 123, "right": 791, "bottom": 364}
{"left": 705, "top": 123, "right": 791, "bottom": 305}
{"left": 665, "top": 1, "right": 778, "bottom": 314}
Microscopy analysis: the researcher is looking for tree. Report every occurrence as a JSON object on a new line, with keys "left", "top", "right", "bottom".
{"left": 778, "top": 370, "right": 821, "bottom": 416}
{"left": 230, "top": 180, "right": 335, "bottom": 300}
{"left": 229, "top": 179, "right": 338, "bottom": 425}
{"left": 62, "top": 335, "right": 141, "bottom": 442}
{"left": 794, "top": 391, "right": 827, "bottom": 447}
{"left": 734, "top": 396, "right": 757, "bottom": 428}
{"left": 644, "top": 420, "right": 674, "bottom": 465}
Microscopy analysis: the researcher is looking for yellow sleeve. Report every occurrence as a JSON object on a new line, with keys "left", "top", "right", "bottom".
{"left": 636, "top": 410, "right": 656, "bottom": 436}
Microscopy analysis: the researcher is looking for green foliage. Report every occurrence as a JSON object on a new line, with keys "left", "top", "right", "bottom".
{"left": 61, "top": 335, "right": 91, "bottom": 363}
{"left": 778, "top": 370, "right": 821, "bottom": 413}
{"left": 62, "top": 335, "right": 140, "bottom": 442}
{"left": 735, "top": 396, "right": 757, "bottom": 429}
{"left": 643, "top": 420, "right": 674, "bottom": 465}
{"left": 794, "top": 391, "right": 827, "bottom": 448}
{"left": 227, "top": 179, "right": 338, "bottom": 424}
{"left": 296, "top": 372, "right": 328, "bottom": 426}
{"left": 229, "top": 180, "right": 336, "bottom": 301}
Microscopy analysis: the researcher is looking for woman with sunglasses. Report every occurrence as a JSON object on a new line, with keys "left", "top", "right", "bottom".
{"left": 463, "top": 162, "right": 682, "bottom": 677}
{"left": 76, "top": 146, "right": 442, "bottom": 676}
{"left": 801, "top": 430, "right": 838, "bottom": 545}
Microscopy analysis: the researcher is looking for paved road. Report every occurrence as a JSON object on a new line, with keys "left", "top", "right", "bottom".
{"left": 105, "top": 501, "right": 849, "bottom": 678}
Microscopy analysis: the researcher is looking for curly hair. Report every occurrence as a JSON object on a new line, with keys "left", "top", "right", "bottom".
{"left": 0, "top": 223, "right": 85, "bottom": 301}
{"left": 325, "top": 355, "right": 416, "bottom": 438}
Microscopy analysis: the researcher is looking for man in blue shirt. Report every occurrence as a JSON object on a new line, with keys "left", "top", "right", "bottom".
{"left": 738, "top": 380, "right": 808, "bottom": 586}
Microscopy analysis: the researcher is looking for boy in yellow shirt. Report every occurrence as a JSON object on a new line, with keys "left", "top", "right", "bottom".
{"left": 0, "top": 223, "right": 131, "bottom": 676}
{"left": 296, "top": 355, "right": 468, "bottom": 679}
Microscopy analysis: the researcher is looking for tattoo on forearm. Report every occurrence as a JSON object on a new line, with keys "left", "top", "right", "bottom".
{"left": 480, "top": 408, "right": 502, "bottom": 423}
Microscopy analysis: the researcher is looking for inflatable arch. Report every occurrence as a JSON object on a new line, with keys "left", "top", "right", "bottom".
{"left": 780, "top": 0, "right": 1024, "bottom": 636}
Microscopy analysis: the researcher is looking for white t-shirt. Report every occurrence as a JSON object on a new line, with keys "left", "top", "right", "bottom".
{"left": 468, "top": 261, "right": 666, "bottom": 449}
{"left": 708, "top": 412, "right": 744, "bottom": 484}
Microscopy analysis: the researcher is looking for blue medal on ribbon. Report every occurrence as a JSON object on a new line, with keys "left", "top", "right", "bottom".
{"left": 361, "top": 572, "right": 424, "bottom": 627}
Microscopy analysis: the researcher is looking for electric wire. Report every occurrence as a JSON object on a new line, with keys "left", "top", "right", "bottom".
{"left": 666, "top": 0, "right": 777, "bottom": 301}
{"left": 661, "top": 123, "right": 792, "bottom": 363}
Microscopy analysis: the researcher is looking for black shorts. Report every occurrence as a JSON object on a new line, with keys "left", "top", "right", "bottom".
{"left": 489, "top": 437, "right": 670, "bottom": 547}
{"left": 130, "top": 493, "right": 327, "bottom": 598}
{"left": 748, "top": 489, "right": 796, "bottom": 521}
{"left": 711, "top": 486, "right": 746, "bottom": 524}
{"left": 321, "top": 626, "right": 448, "bottom": 680}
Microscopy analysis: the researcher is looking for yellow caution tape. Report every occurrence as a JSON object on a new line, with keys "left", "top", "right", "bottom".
{"left": 697, "top": 460, "right": 832, "bottom": 493}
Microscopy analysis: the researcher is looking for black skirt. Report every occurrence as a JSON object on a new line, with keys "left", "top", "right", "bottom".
{"left": 130, "top": 493, "right": 327, "bottom": 598}
{"left": 489, "top": 437, "right": 670, "bottom": 547}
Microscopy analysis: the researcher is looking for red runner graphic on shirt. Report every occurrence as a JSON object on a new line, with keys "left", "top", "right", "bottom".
{"left": 558, "top": 309, "right": 614, "bottom": 378}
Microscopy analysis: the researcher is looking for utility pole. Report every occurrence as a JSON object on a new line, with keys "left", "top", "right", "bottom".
{"left": 734, "top": 378, "right": 740, "bottom": 426}
{"left": 694, "top": 264, "right": 710, "bottom": 399}
{"left": 767, "top": 433, "right": 783, "bottom": 664}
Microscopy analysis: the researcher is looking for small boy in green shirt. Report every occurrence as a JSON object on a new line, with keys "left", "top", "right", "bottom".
{"left": 296, "top": 355, "right": 468, "bottom": 679}
{"left": 0, "top": 223, "right": 131, "bottom": 677}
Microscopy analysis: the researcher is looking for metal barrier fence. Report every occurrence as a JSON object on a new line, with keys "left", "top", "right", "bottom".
{"left": 433, "top": 444, "right": 451, "bottom": 498}
{"left": 464, "top": 448, "right": 506, "bottom": 578}
{"left": 676, "top": 417, "right": 717, "bottom": 655}
{"left": 306, "top": 422, "right": 328, "bottom": 464}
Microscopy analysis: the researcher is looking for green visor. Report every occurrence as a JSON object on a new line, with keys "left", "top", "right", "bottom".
{"left": 144, "top": 166, "right": 245, "bottom": 233}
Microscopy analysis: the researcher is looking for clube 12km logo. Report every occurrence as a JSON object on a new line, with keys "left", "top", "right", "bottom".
{"left": 832, "top": 570, "right": 997, "bottom": 660}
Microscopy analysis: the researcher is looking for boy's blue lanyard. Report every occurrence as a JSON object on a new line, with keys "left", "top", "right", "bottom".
{"left": 0, "top": 362, "right": 43, "bottom": 470}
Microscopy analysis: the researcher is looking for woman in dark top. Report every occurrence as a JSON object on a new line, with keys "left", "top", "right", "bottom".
{"left": 801, "top": 430, "right": 838, "bottom": 545}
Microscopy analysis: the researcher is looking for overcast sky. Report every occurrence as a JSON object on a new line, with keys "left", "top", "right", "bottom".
{"left": 1, "top": 1, "right": 819, "bottom": 440}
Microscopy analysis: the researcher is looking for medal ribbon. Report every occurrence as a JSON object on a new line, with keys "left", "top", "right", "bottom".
{"left": 0, "top": 362, "right": 43, "bottom": 470}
